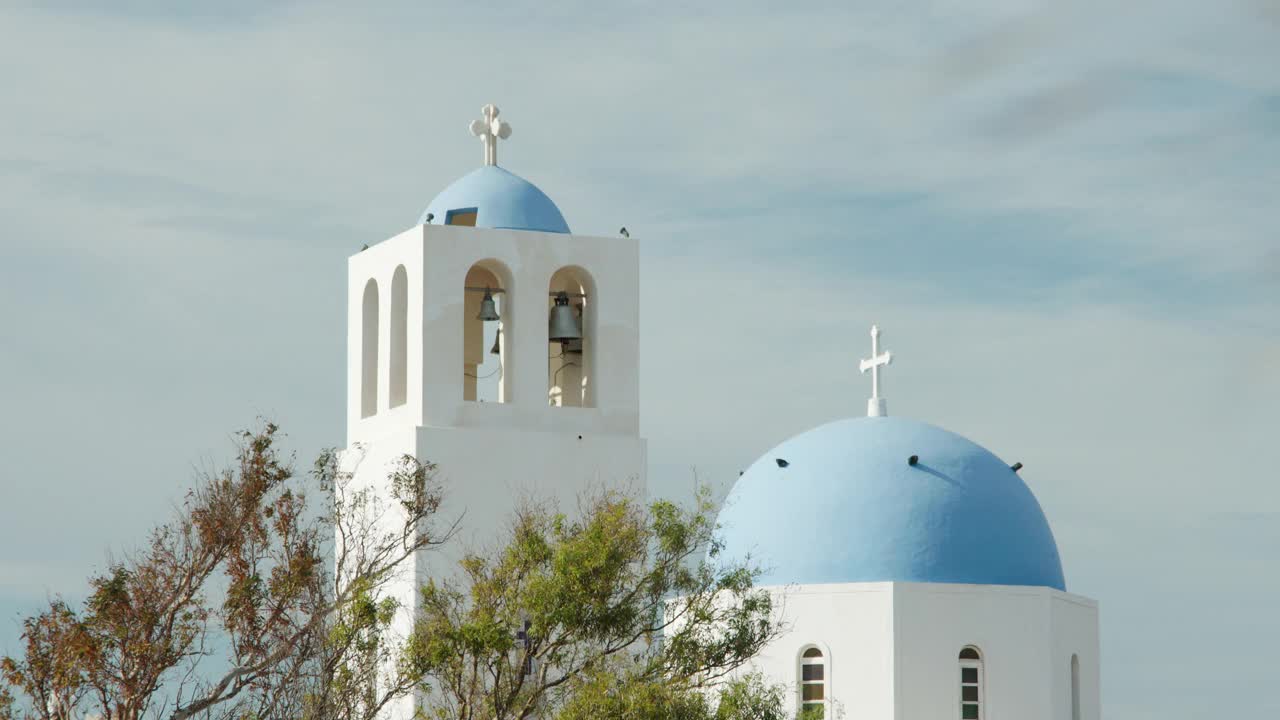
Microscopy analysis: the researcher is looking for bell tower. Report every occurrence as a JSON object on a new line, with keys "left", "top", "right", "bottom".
{"left": 343, "top": 106, "right": 645, "bottom": 717}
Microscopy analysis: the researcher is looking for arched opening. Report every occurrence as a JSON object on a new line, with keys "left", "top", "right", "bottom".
{"left": 799, "top": 646, "right": 827, "bottom": 718}
{"left": 547, "top": 266, "right": 595, "bottom": 408}
{"left": 361, "top": 279, "right": 379, "bottom": 418}
{"left": 389, "top": 266, "right": 408, "bottom": 408}
{"left": 464, "top": 260, "right": 510, "bottom": 403}
{"left": 1071, "top": 654, "right": 1081, "bottom": 720}
{"left": 959, "top": 646, "right": 983, "bottom": 720}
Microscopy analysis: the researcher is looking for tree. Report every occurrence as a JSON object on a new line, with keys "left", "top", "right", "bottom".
{"left": 1, "top": 423, "right": 452, "bottom": 720}
{"left": 404, "top": 487, "right": 787, "bottom": 720}
{"left": 3, "top": 426, "right": 793, "bottom": 719}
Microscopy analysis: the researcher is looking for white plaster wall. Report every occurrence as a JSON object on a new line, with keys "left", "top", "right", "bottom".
{"left": 736, "top": 583, "right": 1101, "bottom": 720}
{"left": 343, "top": 423, "right": 645, "bottom": 720}
{"left": 894, "top": 583, "right": 1052, "bottom": 720}
{"left": 748, "top": 583, "right": 896, "bottom": 719}
{"left": 344, "top": 224, "right": 646, "bottom": 720}
{"left": 339, "top": 423, "right": 422, "bottom": 720}
{"left": 417, "top": 224, "right": 640, "bottom": 435}
{"left": 412, "top": 425, "right": 646, "bottom": 582}
{"left": 347, "top": 228, "right": 425, "bottom": 442}
{"left": 347, "top": 224, "right": 641, "bottom": 442}
{"left": 1049, "top": 594, "right": 1101, "bottom": 720}
{"left": 894, "top": 583, "right": 1099, "bottom": 720}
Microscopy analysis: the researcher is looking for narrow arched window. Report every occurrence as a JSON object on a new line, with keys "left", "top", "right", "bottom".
{"left": 1071, "top": 654, "right": 1081, "bottom": 720}
{"left": 799, "top": 647, "right": 826, "bottom": 718}
{"left": 959, "top": 646, "right": 983, "bottom": 719}
{"left": 464, "top": 261, "right": 510, "bottom": 403}
{"left": 389, "top": 265, "right": 408, "bottom": 408}
{"left": 361, "top": 279, "right": 379, "bottom": 418}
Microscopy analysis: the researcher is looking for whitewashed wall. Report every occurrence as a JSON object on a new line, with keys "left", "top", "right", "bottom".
{"left": 736, "top": 582, "right": 1100, "bottom": 720}
{"left": 344, "top": 223, "right": 646, "bottom": 720}
{"left": 347, "top": 223, "right": 641, "bottom": 441}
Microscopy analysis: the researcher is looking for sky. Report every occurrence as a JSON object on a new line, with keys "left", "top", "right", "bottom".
{"left": 0, "top": 0, "right": 1277, "bottom": 717}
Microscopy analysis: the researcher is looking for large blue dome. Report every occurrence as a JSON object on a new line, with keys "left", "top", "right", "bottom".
{"left": 419, "top": 166, "right": 570, "bottom": 233}
{"left": 716, "top": 416, "right": 1065, "bottom": 590}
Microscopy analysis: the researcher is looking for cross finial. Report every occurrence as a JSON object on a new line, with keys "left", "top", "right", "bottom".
{"left": 469, "top": 103, "right": 512, "bottom": 166}
{"left": 858, "top": 324, "right": 893, "bottom": 417}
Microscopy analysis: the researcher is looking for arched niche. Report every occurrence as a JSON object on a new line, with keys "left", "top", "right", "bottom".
{"left": 361, "top": 278, "right": 379, "bottom": 418}
{"left": 1071, "top": 654, "right": 1081, "bottom": 720}
{"left": 463, "top": 259, "right": 512, "bottom": 403}
{"left": 547, "top": 265, "right": 596, "bottom": 408}
{"left": 389, "top": 265, "right": 408, "bottom": 408}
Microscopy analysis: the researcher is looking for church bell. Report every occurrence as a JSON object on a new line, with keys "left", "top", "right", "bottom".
{"left": 477, "top": 287, "right": 500, "bottom": 322}
{"left": 490, "top": 328, "right": 502, "bottom": 356}
{"left": 548, "top": 293, "right": 582, "bottom": 342}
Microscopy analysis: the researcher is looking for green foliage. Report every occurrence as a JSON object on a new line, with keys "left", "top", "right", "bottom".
{"left": 2, "top": 426, "right": 788, "bottom": 720}
{"left": 712, "top": 674, "right": 790, "bottom": 720}
{"left": 402, "top": 487, "right": 785, "bottom": 720}
{"left": 555, "top": 670, "right": 789, "bottom": 720}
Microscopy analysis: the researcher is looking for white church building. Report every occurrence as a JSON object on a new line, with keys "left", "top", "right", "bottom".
{"left": 343, "top": 105, "right": 1100, "bottom": 720}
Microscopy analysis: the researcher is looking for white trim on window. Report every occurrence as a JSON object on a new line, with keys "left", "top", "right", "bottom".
{"left": 959, "top": 646, "right": 983, "bottom": 720}
{"left": 798, "top": 645, "right": 828, "bottom": 718}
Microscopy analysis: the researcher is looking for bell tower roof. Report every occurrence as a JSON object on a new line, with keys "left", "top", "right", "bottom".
{"left": 419, "top": 165, "right": 570, "bottom": 234}
{"left": 418, "top": 104, "right": 570, "bottom": 234}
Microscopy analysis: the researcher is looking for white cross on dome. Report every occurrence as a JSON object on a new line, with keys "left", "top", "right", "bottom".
{"left": 469, "top": 103, "right": 512, "bottom": 167}
{"left": 859, "top": 324, "right": 892, "bottom": 417}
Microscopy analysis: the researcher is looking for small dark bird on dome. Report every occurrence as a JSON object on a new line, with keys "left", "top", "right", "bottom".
{"left": 619, "top": 227, "right": 629, "bottom": 237}
{"left": 360, "top": 244, "right": 369, "bottom": 251}
{"left": 425, "top": 213, "right": 434, "bottom": 223}
{"left": 775, "top": 458, "right": 789, "bottom": 468}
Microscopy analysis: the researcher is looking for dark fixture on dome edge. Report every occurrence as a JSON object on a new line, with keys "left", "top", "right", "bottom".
{"left": 908, "top": 455, "right": 919, "bottom": 466}
{"left": 1011, "top": 462, "right": 1023, "bottom": 473}
{"left": 425, "top": 213, "right": 434, "bottom": 223}
{"left": 775, "top": 458, "right": 789, "bottom": 468}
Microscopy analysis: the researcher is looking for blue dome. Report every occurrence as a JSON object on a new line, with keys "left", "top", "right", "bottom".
{"left": 419, "top": 166, "right": 570, "bottom": 233}
{"left": 716, "top": 416, "right": 1065, "bottom": 590}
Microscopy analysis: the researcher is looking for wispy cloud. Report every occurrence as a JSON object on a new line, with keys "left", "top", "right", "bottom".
{"left": 1, "top": 1, "right": 1276, "bottom": 715}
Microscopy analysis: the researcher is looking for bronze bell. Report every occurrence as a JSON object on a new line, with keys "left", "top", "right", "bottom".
{"left": 548, "top": 292, "right": 582, "bottom": 342}
{"left": 477, "top": 287, "right": 500, "bottom": 322}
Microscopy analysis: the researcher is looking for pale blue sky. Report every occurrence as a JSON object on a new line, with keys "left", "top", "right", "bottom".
{"left": 1, "top": 2, "right": 1278, "bottom": 717}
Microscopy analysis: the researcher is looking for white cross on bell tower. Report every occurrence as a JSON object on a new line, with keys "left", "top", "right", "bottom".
{"left": 859, "top": 324, "right": 892, "bottom": 417}
{"left": 469, "top": 103, "right": 512, "bottom": 166}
